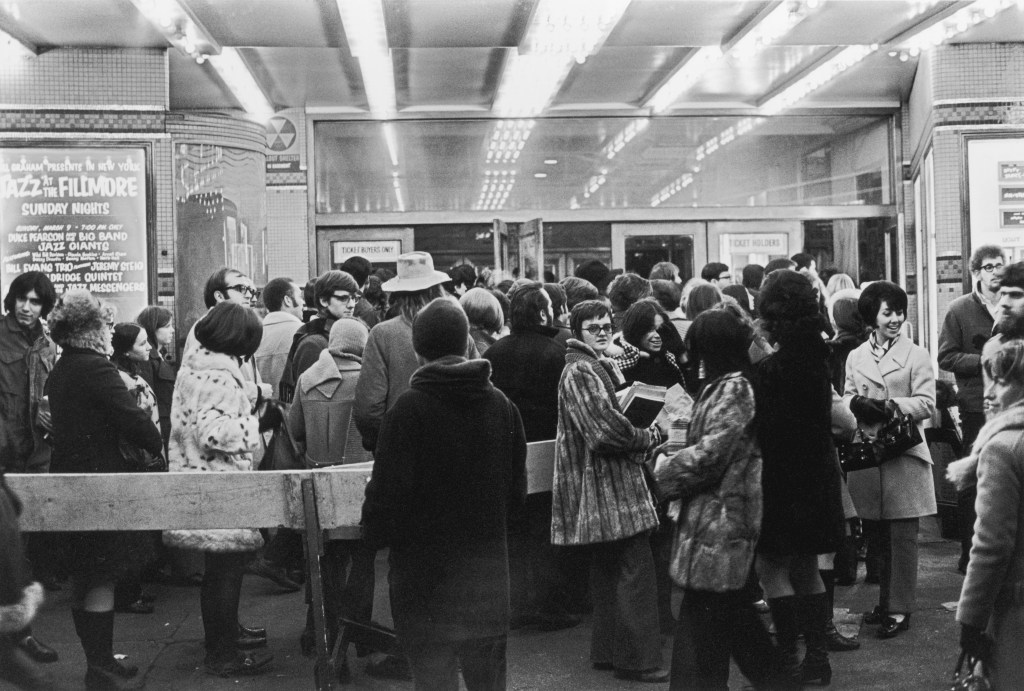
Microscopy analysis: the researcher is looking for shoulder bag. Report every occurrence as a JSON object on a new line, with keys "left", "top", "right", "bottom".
{"left": 837, "top": 404, "right": 922, "bottom": 473}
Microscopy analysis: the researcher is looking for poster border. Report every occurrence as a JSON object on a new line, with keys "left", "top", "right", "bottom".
{"left": 0, "top": 139, "right": 156, "bottom": 306}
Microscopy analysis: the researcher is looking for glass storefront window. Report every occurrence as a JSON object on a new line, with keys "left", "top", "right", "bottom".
{"left": 315, "top": 115, "right": 890, "bottom": 213}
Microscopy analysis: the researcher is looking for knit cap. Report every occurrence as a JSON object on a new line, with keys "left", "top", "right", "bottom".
{"left": 412, "top": 297, "right": 469, "bottom": 361}
{"left": 328, "top": 317, "right": 369, "bottom": 357}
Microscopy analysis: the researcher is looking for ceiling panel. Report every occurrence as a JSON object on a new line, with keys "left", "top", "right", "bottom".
{"left": 609, "top": 0, "right": 765, "bottom": 47}
{"left": 385, "top": 0, "right": 531, "bottom": 48}
{"left": 397, "top": 48, "right": 499, "bottom": 109}
{"left": 251, "top": 48, "right": 360, "bottom": 109}
{"left": 169, "top": 51, "right": 240, "bottom": 109}
{"left": 3, "top": 0, "right": 165, "bottom": 47}
{"left": 184, "top": 0, "right": 339, "bottom": 48}
{"left": 556, "top": 46, "right": 689, "bottom": 107}
{"left": 784, "top": 0, "right": 962, "bottom": 45}
{"left": 689, "top": 45, "right": 833, "bottom": 103}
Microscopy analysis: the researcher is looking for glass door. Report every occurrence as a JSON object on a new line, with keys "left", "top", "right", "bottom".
{"left": 611, "top": 223, "right": 706, "bottom": 282}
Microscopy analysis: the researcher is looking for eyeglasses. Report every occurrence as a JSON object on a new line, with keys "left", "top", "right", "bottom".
{"left": 981, "top": 263, "right": 1005, "bottom": 273}
{"left": 226, "top": 284, "right": 258, "bottom": 298}
{"left": 330, "top": 292, "right": 362, "bottom": 304}
{"left": 584, "top": 324, "right": 614, "bottom": 336}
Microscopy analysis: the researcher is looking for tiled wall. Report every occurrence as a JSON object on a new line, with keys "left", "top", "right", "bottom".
{"left": 0, "top": 49, "right": 166, "bottom": 107}
{"left": 905, "top": 43, "right": 1024, "bottom": 357}
{"left": 267, "top": 187, "right": 311, "bottom": 282}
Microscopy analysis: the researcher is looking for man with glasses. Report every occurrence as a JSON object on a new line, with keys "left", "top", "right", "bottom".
{"left": 939, "top": 245, "right": 1007, "bottom": 572}
{"left": 183, "top": 267, "right": 262, "bottom": 364}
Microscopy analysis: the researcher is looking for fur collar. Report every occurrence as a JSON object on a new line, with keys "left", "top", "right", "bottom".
{"left": 947, "top": 401, "right": 1024, "bottom": 490}
{"left": 180, "top": 346, "right": 246, "bottom": 387}
{"left": 0, "top": 582, "right": 43, "bottom": 633}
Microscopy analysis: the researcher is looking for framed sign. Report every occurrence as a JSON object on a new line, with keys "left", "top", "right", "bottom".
{"left": 331, "top": 240, "right": 402, "bottom": 264}
{"left": 0, "top": 146, "right": 150, "bottom": 321}
{"left": 965, "top": 136, "right": 1024, "bottom": 266}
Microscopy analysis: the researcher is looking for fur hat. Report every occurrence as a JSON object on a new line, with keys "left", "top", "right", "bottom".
{"left": 328, "top": 317, "right": 369, "bottom": 357}
{"left": 47, "top": 289, "right": 114, "bottom": 353}
{"left": 413, "top": 297, "right": 468, "bottom": 361}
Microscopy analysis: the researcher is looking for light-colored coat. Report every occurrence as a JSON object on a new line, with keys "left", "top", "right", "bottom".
{"left": 843, "top": 336, "right": 937, "bottom": 520}
{"left": 957, "top": 402, "right": 1024, "bottom": 690}
{"left": 254, "top": 310, "right": 302, "bottom": 399}
{"left": 164, "top": 346, "right": 264, "bottom": 552}
{"left": 551, "top": 339, "right": 657, "bottom": 545}
{"left": 288, "top": 349, "right": 371, "bottom": 467}
{"left": 655, "top": 372, "right": 761, "bottom": 592}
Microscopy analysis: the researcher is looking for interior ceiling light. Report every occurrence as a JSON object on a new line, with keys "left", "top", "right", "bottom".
{"left": 729, "top": 0, "right": 821, "bottom": 59}
{"left": 492, "top": 0, "right": 630, "bottom": 117}
{"left": 206, "top": 48, "right": 274, "bottom": 119}
{"left": 761, "top": 0, "right": 1015, "bottom": 115}
{"left": 336, "top": 0, "right": 396, "bottom": 119}
{"left": 644, "top": 46, "right": 723, "bottom": 114}
{"left": 130, "top": 0, "right": 273, "bottom": 118}
{"left": 382, "top": 122, "right": 400, "bottom": 167}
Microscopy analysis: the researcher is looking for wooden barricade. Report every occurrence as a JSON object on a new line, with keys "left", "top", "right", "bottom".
{"left": 5, "top": 441, "right": 556, "bottom": 691}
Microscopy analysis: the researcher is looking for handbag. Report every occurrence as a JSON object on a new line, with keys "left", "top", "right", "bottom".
{"left": 262, "top": 410, "right": 305, "bottom": 471}
{"left": 837, "top": 404, "right": 923, "bottom": 473}
{"left": 951, "top": 650, "right": 991, "bottom": 691}
{"left": 118, "top": 439, "right": 167, "bottom": 472}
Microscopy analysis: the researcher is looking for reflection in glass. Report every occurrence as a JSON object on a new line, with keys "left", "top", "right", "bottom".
{"left": 314, "top": 115, "right": 891, "bottom": 213}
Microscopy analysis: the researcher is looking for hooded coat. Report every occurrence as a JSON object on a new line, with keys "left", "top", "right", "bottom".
{"left": 362, "top": 356, "right": 527, "bottom": 644}
{"left": 956, "top": 402, "right": 1024, "bottom": 689}
{"left": 551, "top": 339, "right": 658, "bottom": 546}
{"left": 164, "top": 346, "right": 264, "bottom": 552}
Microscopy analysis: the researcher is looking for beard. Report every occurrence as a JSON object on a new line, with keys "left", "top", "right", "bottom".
{"left": 999, "top": 311, "right": 1024, "bottom": 338}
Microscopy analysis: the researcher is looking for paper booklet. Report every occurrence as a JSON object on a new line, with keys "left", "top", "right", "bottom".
{"left": 617, "top": 382, "right": 668, "bottom": 429}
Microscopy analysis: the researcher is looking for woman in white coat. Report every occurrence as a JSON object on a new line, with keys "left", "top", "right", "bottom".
{"left": 844, "top": 281, "right": 936, "bottom": 638}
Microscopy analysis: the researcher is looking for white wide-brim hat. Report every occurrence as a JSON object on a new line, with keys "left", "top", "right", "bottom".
{"left": 382, "top": 251, "right": 451, "bottom": 293}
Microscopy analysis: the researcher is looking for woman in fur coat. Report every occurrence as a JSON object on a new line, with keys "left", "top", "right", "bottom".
{"left": 551, "top": 299, "right": 668, "bottom": 683}
{"left": 165, "top": 301, "right": 274, "bottom": 678}
{"left": 654, "top": 309, "right": 782, "bottom": 690}
{"left": 45, "top": 290, "right": 164, "bottom": 690}
{"left": 952, "top": 338, "right": 1024, "bottom": 688}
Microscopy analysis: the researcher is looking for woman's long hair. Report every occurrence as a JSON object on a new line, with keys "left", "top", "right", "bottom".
{"left": 685, "top": 309, "right": 753, "bottom": 396}
{"left": 111, "top": 322, "right": 143, "bottom": 376}
{"left": 757, "top": 269, "right": 825, "bottom": 346}
{"left": 393, "top": 285, "right": 446, "bottom": 323}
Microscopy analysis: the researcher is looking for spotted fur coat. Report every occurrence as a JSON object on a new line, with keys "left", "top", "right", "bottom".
{"left": 164, "top": 346, "right": 263, "bottom": 552}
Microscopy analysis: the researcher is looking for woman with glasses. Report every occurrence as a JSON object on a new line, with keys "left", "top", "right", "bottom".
{"left": 551, "top": 299, "right": 668, "bottom": 683}
{"left": 953, "top": 338, "right": 1024, "bottom": 689}
{"left": 45, "top": 290, "right": 165, "bottom": 690}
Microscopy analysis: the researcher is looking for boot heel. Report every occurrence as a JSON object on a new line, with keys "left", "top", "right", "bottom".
{"left": 799, "top": 660, "right": 832, "bottom": 686}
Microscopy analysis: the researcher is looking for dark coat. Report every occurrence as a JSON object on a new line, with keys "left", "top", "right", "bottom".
{"left": 45, "top": 346, "right": 164, "bottom": 580}
{"left": 938, "top": 291, "right": 994, "bottom": 413}
{"left": 483, "top": 324, "right": 565, "bottom": 442}
{"left": 362, "top": 356, "right": 527, "bottom": 644}
{"left": 0, "top": 314, "right": 56, "bottom": 473}
{"left": 751, "top": 337, "right": 844, "bottom": 555}
{"left": 47, "top": 346, "right": 164, "bottom": 474}
{"left": 139, "top": 349, "right": 177, "bottom": 449}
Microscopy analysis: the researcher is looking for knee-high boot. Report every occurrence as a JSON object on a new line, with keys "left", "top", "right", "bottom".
{"left": 819, "top": 570, "right": 858, "bottom": 652}
{"left": 766, "top": 596, "right": 800, "bottom": 679}
{"left": 798, "top": 593, "right": 832, "bottom": 686}
{"left": 71, "top": 610, "right": 140, "bottom": 690}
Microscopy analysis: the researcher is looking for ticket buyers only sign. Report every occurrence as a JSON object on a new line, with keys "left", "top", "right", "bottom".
{"left": 0, "top": 147, "right": 149, "bottom": 321}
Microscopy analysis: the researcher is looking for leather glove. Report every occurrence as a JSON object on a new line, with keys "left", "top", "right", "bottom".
{"left": 959, "top": 622, "right": 993, "bottom": 665}
{"left": 258, "top": 400, "right": 285, "bottom": 433}
{"left": 850, "top": 395, "right": 888, "bottom": 425}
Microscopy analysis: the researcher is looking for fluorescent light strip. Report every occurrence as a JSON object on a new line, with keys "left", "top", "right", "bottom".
{"left": 382, "top": 123, "right": 399, "bottom": 167}
{"left": 336, "top": 0, "right": 396, "bottom": 119}
{"left": 130, "top": 0, "right": 214, "bottom": 63}
{"left": 730, "top": 1, "right": 819, "bottom": 59}
{"left": 645, "top": 46, "right": 724, "bottom": 114}
{"left": 900, "top": 0, "right": 1018, "bottom": 52}
{"left": 206, "top": 48, "right": 273, "bottom": 118}
{"left": 651, "top": 173, "right": 694, "bottom": 207}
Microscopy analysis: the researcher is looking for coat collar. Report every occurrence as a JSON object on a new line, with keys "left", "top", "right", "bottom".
{"left": 857, "top": 334, "right": 912, "bottom": 385}
{"left": 181, "top": 346, "right": 246, "bottom": 387}
{"left": 300, "top": 348, "right": 360, "bottom": 397}
{"left": 263, "top": 311, "right": 301, "bottom": 327}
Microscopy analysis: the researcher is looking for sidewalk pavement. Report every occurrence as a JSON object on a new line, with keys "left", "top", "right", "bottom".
{"left": 20, "top": 518, "right": 966, "bottom": 690}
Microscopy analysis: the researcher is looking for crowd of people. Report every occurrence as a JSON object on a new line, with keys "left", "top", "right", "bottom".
{"left": 0, "top": 244, "right": 1023, "bottom": 690}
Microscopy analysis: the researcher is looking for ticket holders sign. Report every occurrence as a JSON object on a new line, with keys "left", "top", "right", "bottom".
{"left": 0, "top": 147, "right": 149, "bottom": 320}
